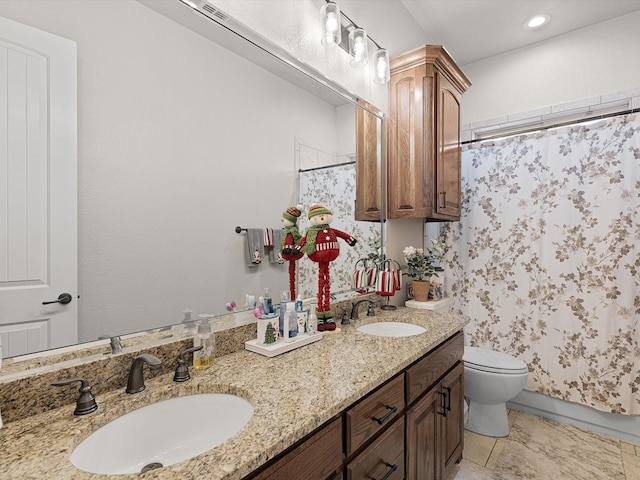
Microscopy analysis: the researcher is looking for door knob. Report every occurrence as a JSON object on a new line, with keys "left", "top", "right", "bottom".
{"left": 42, "top": 293, "right": 73, "bottom": 305}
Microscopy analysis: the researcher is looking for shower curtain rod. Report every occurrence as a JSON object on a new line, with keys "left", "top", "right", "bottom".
{"left": 462, "top": 107, "right": 639, "bottom": 145}
{"left": 299, "top": 160, "right": 355, "bottom": 173}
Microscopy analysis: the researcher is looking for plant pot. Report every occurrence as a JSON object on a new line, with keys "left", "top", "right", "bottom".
{"left": 412, "top": 280, "right": 431, "bottom": 302}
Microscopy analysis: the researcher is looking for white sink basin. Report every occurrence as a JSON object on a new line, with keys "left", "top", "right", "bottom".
{"left": 357, "top": 322, "right": 426, "bottom": 337}
{"left": 70, "top": 393, "right": 253, "bottom": 475}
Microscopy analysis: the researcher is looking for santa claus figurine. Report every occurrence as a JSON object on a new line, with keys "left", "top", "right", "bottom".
{"left": 293, "top": 204, "right": 356, "bottom": 331}
{"left": 280, "top": 204, "right": 304, "bottom": 300}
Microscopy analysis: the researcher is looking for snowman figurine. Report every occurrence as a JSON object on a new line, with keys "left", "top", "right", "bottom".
{"left": 280, "top": 204, "right": 304, "bottom": 300}
{"left": 293, "top": 204, "right": 356, "bottom": 330}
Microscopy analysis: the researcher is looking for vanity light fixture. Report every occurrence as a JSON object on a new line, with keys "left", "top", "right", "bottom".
{"left": 374, "top": 48, "right": 390, "bottom": 84}
{"left": 349, "top": 28, "right": 368, "bottom": 67}
{"left": 321, "top": 1, "right": 342, "bottom": 46}
{"left": 320, "top": 0, "right": 390, "bottom": 83}
{"left": 524, "top": 14, "right": 551, "bottom": 30}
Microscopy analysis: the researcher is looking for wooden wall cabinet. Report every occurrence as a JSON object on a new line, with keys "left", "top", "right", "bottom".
{"left": 355, "top": 101, "right": 384, "bottom": 222}
{"left": 387, "top": 45, "right": 471, "bottom": 221}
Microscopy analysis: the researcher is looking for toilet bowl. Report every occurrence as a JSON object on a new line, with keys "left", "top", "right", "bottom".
{"left": 463, "top": 346, "right": 528, "bottom": 437}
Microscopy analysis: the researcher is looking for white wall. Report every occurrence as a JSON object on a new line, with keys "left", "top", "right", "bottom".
{"left": 0, "top": 0, "right": 344, "bottom": 342}
{"left": 461, "top": 11, "right": 640, "bottom": 125}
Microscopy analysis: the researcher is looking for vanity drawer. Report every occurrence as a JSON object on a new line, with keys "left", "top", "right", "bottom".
{"left": 406, "top": 331, "right": 464, "bottom": 404}
{"left": 346, "top": 416, "right": 405, "bottom": 480}
{"left": 345, "top": 373, "right": 404, "bottom": 456}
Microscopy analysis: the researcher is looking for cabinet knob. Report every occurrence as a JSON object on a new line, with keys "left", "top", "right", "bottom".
{"left": 439, "top": 191, "right": 447, "bottom": 208}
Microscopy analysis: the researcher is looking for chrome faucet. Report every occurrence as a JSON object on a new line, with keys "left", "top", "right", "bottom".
{"left": 126, "top": 354, "right": 162, "bottom": 394}
{"left": 52, "top": 377, "right": 98, "bottom": 415}
{"left": 350, "top": 299, "right": 377, "bottom": 320}
{"left": 99, "top": 335, "right": 123, "bottom": 354}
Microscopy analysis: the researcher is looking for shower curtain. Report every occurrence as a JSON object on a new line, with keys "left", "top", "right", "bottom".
{"left": 443, "top": 113, "right": 640, "bottom": 415}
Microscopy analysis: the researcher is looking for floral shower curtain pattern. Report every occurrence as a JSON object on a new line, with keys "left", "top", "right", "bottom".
{"left": 443, "top": 113, "right": 640, "bottom": 415}
{"left": 298, "top": 163, "right": 380, "bottom": 300}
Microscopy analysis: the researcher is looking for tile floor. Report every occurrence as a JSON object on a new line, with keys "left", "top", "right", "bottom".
{"left": 448, "top": 410, "right": 640, "bottom": 479}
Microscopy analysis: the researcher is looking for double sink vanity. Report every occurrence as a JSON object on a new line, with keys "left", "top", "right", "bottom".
{"left": 0, "top": 306, "right": 468, "bottom": 479}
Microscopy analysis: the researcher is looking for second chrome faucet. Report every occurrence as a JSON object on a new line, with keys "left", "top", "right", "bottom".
{"left": 126, "top": 354, "right": 162, "bottom": 394}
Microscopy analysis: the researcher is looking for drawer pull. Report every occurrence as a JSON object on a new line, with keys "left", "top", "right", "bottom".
{"left": 375, "top": 462, "right": 398, "bottom": 480}
{"left": 437, "top": 391, "right": 447, "bottom": 417}
{"left": 444, "top": 386, "right": 452, "bottom": 411}
{"left": 372, "top": 405, "right": 397, "bottom": 425}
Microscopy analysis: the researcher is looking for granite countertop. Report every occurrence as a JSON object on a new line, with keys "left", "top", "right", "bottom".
{"left": 0, "top": 307, "right": 468, "bottom": 480}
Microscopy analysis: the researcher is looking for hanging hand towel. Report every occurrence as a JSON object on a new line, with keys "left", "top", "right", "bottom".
{"left": 264, "top": 228, "right": 274, "bottom": 247}
{"left": 245, "top": 228, "right": 264, "bottom": 267}
{"left": 375, "top": 269, "right": 396, "bottom": 297}
{"left": 366, "top": 262, "right": 378, "bottom": 288}
{"left": 269, "top": 229, "right": 286, "bottom": 264}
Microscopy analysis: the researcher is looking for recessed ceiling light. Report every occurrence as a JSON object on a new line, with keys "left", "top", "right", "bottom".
{"left": 524, "top": 14, "right": 551, "bottom": 30}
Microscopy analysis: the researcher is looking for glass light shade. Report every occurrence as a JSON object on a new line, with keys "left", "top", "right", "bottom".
{"left": 349, "top": 28, "right": 368, "bottom": 67}
{"left": 321, "top": 2, "right": 341, "bottom": 46}
{"left": 374, "top": 48, "right": 390, "bottom": 84}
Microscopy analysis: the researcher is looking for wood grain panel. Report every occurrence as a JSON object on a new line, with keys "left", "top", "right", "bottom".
{"left": 346, "top": 417, "right": 405, "bottom": 480}
{"left": 355, "top": 103, "right": 383, "bottom": 221}
{"left": 405, "top": 331, "right": 463, "bottom": 404}
{"left": 345, "top": 374, "right": 404, "bottom": 456}
{"left": 405, "top": 387, "right": 439, "bottom": 480}
{"left": 250, "top": 417, "right": 343, "bottom": 480}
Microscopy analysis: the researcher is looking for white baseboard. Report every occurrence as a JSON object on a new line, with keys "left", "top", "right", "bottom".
{"left": 507, "top": 389, "right": 640, "bottom": 445}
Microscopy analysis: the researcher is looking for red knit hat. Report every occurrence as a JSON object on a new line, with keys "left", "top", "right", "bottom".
{"left": 308, "top": 204, "right": 332, "bottom": 219}
{"left": 283, "top": 204, "right": 302, "bottom": 223}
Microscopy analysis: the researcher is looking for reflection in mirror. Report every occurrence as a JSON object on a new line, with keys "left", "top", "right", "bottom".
{"left": 0, "top": 0, "right": 384, "bottom": 365}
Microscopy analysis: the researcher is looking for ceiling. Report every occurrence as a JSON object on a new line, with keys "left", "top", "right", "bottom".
{"left": 400, "top": 0, "right": 640, "bottom": 65}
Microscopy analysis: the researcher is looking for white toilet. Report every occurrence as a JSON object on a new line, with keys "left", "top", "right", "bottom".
{"left": 463, "top": 346, "right": 528, "bottom": 437}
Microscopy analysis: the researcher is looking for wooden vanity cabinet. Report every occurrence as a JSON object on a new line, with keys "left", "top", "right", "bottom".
{"left": 387, "top": 45, "right": 471, "bottom": 221}
{"left": 244, "top": 331, "right": 464, "bottom": 480}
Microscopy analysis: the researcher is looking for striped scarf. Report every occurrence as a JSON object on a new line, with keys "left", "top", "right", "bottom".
{"left": 301, "top": 224, "right": 329, "bottom": 255}
{"left": 280, "top": 225, "right": 302, "bottom": 250}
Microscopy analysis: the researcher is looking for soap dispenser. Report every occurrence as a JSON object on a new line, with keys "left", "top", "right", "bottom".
{"left": 193, "top": 320, "right": 215, "bottom": 370}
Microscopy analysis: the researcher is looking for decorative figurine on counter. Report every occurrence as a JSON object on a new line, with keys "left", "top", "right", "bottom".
{"left": 293, "top": 204, "right": 357, "bottom": 331}
{"left": 280, "top": 204, "right": 304, "bottom": 300}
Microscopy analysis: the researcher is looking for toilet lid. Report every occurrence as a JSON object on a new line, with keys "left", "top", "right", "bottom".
{"left": 463, "top": 346, "right": 528, "bottom": 374}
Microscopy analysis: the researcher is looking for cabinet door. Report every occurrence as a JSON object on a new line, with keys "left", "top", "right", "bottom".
{"left": 250, "top": 417, "right": 343, "bottom": 480}
{"left": 388, "top": 64, "right": 429, "bottom": 218}
{"left": 355, "top": 104, "right": 383, "bottom": 221}
{"left": 435, "top": 73, "right": 462, "bottom": 219}
{"left": 440, "top": 362, "right": 464, "bottom": 477}
{"left": 405, "top": 387, "right": 439, "bottom": 480}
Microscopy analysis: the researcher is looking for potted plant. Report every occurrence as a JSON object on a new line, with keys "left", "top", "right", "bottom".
{"left": 402, "top": 242, "right": 442, "bottom": 302}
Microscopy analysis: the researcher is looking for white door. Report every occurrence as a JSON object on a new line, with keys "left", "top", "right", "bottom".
{"left": 0, "top": 15, "right": 77, "bottom": 358}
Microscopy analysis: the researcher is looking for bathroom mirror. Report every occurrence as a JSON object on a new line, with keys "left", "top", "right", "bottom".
{"left": 0, "top": 0, "right": 384, "bottom": 361}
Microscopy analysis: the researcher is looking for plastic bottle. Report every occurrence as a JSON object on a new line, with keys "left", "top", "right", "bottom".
{"left": 286, "top": 303, "right": 298, "bottom": 339}
{"left": 283, "top": 311, "right": 294, "bottom": 343}
{"left": 295, "top": 295, "right": 303, "bottom": 312}
{"left": 279, "top": 290, "right": 291, "bottom": 337}
{"left": 263, "top": 288, "right": 273, "bottom": 314}
{"left": 193, "top": 320, "right": 215, "bottom": 370}
{"left": 308, "top": 304, "right": 318, "bottom": 335}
